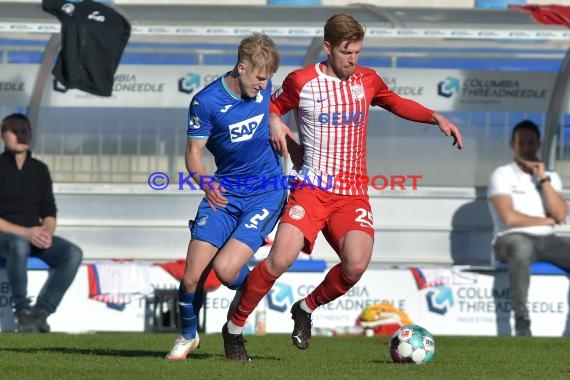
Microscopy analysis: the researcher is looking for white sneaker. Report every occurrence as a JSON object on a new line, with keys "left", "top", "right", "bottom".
{"left": 165, "top": 333, "right": 200, "bottom": 360}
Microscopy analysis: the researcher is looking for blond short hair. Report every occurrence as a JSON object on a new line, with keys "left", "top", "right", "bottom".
{"left": 237, "top": 33, "right": 280, "bottom": 74}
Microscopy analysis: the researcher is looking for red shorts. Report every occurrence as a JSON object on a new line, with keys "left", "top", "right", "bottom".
{"left": 280, "top": 185, "right": 374, "bottom": 254}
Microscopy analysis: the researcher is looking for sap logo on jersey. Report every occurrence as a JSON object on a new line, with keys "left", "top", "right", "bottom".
{"left": 318, "top": 112, "right": 364, "bottom": 127}
{"left": 229, "top": 114, "right": 264, "bottom": 142}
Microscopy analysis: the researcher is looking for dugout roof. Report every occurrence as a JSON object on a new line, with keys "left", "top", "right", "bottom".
{"left": 0, "top": 2, "right": 568, "bottom": 34}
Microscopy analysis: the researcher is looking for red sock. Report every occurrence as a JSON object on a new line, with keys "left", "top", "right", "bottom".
{"left": 230, "top": 260, "right": 277, "bottom": 327}
{"left": 305, "top": 263, "right": 357, "bottom": 310}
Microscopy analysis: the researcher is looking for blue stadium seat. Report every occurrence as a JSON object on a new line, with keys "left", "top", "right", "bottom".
{"left": 496, "top": 261, "right": 570, "bottom": 275}
{"left": 529, "top": 261, "right": 570, "bottom": 275}
{"left": 0, "top": 257, "right": 50, "bottom": 270}
{"left": 249, "top": 258, "right": 327, "bottom": 272}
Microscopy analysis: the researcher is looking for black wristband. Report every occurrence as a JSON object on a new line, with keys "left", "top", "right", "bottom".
{"left": 539, "top": 176, "right": 551, "bottom": 184}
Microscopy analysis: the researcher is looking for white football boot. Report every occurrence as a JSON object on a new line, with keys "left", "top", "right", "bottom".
{"left": 165, "top": 333, "right": 200, "bottom": 360}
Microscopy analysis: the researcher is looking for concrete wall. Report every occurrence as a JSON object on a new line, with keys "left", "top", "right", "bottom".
{"left": 51, "top": 183, "right": 496, "bottom": 266}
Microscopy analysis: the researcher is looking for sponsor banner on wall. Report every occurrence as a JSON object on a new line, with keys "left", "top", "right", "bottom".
{"left": 1, "top": 265, "right": 569, "bottom": 336}
{"left": 203, "top": 269, "right": 418, "bottom": 335}
{"left": 379, "top": 69, "right": 556, "bottom": 113}
{"left": 0, "top": 64, "right": 563, "bottom": 113}
{"left": 3, "top": 21, "right": 570, "bottom": 41}
{"left": 204, "top": 267, "right": 570, "bottom": 337}
{"left": 411, "top": 267, "right": 570, "bottom": 337}
{"left": 0, "top": 266, "right": 180, "bottom": 333}
{"left": 0, "top": 64, "right": 35, "bottom": 106}
{"left": 0, "top": 64, "right": 290, "bottom": 109}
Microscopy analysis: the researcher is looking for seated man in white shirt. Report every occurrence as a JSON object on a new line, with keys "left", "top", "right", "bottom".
{"left": 488, "top": 119, "right": 570, "bottom": 337}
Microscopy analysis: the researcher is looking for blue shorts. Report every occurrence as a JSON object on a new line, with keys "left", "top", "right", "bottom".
{"left": 190, "top": 188, "right": 287, "bottom": 251}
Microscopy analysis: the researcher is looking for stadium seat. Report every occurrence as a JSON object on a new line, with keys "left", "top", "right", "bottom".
{"left": 495, "top": 260, "right": 570, "bottom": 275}
{"left": 249, "top": 258, "right": 327, "bottom": 272}
{"left": 0, "top": 257, "right": 50, "bottom": 270}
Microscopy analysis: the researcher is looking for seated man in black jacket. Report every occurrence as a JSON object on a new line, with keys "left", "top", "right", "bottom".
{"left": 0, "top": 113, "right": 82, "bottom": 332}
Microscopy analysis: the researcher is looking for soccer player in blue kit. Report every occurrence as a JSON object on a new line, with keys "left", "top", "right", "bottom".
{"left": 166, "top": 33, "right": 286, "bottom": 360}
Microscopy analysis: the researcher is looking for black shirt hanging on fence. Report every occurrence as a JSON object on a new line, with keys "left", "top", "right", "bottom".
{"left": 42, "top": 0, "right": 131, "bottom": 97}
{"left": 0, "top": 150, "right": 57, "bottom": 228}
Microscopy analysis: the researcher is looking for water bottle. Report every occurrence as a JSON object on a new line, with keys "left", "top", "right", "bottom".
{"left": 255, "top": 303, "right": 266, "bottom": 335}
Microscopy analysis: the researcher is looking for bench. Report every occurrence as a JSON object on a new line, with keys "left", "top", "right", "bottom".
{"left": 0, "top": 257, "right": 50, "bottom": 270}
{"left": 249, "top": 258, "right": 327, "bottom": 272}
{"left": 495, "top": 261, "right": 570, "bottom": 275}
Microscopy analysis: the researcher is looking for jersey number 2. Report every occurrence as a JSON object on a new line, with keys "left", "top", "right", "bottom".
{"left": 245, "top": 209, "right": 270, "bottom": 229}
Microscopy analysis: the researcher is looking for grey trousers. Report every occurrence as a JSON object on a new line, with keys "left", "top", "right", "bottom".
{"left": 493, "top": 233, "right": 570, "bottom": 320}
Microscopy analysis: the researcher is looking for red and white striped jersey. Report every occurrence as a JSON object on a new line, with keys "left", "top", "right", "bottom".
{"left": 270, "top": 63, "right": 435, "bottom": 196}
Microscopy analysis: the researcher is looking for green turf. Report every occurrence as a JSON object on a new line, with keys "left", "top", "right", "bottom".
{"left": 0, "top": 333, "right": 569, "bottom": 379}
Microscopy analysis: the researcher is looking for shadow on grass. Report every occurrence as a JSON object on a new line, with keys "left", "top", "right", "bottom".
{"left": 0, "top": 347, "right": 282, "bottom": 361}
{"left": 0, "top": 347, "right": 215, "bottom": 359}
{"left": 247, "top": 355, "right": 281, "bottom": 362}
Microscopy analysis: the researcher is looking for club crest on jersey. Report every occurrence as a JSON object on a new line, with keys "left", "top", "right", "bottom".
{"left": 288, "top": 205, "right": 305, "bottom": 220}
{"left": 62, "top": 3, "right": 75, "bottom": 16}
{"left": 229, "top": 114, "right": 264, "bottom": 142}
{"left": 351, "top": 84, "right": 364, "bottom": 100}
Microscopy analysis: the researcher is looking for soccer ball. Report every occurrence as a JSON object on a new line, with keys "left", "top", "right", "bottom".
{"left": 389, "top": 324, "right": 435, "bottom": 364}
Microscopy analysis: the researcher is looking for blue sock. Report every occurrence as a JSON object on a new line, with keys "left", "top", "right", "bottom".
{"left": 227, "top": 265, "right": 250, "bottom": 290}
{"left": 193, "top": 288, "right": 204, "bottom": 327}
{"left": 178, "top": 283, "right": 198, "bottom": 339}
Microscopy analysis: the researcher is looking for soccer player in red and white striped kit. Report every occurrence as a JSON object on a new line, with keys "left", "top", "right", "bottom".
{"left": 222, "top": 13, "right": 463, "bottom": 360}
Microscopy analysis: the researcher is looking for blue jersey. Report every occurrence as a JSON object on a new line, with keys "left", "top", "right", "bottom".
{"left": 187, "top": 73, "right": 282, "bottom": 194}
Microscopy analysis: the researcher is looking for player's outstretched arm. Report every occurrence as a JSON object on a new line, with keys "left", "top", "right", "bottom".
{"left": 432, "top": 112, "right": 463, "bottom": 150}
